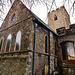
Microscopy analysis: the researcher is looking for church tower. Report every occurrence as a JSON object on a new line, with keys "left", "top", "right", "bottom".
{"left": 48, "top": 6, "right": 71, "bottom": 32}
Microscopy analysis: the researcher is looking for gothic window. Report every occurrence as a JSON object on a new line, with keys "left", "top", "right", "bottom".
{"left": 11, "top": 14, "right": 16, "bottom": 23}
{"left": 16, "top": 31, "right": 21, "bottom": 50}
{"left": 61, "top": 41, "right": 74, "bottom": 60}
{"left": 0, "top": 38, "right": 3, "bottom": 51}
{"left": 45, "top": 36, "right": 47, "bottom": 53}
{"left": 6, "top": 34, "right": 11, "bottom": 52}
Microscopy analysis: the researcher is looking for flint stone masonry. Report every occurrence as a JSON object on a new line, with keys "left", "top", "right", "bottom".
{"left": 0, "top": 0, "right": 58, "bottom": 75}
{"left": 0, "top": 0, "right": 33, "bottom": 31}
{"left": 35, "top": 24, "right": 49, "bottom": 53}
{"left": 50, "top": 32, "right": 55, "bottom": 74}
{"left": 57, "top": 23, "right": 75, "bottom": 74}
{"left": 0, "top": 0, "right": 34, "bottom": 75}
{"left": 34, "top": 23, "right": 49, "bottom": 75}
{"left": 0, "top": 55, "right": 32, "bottom": 75}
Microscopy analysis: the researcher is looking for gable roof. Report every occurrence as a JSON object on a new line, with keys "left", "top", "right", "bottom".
{"left": 0, "top": 0, "right": 58, "bottom": 36}
{"left": 32, "top": 12, "right": 58, "bottom": 35}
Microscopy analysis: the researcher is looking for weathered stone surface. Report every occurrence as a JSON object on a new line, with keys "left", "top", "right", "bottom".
{"left": 57, "top": 24, "right": 75, "bottom": 74}
{"left": 57, "top": 24, "right": 75, "bottom": 36}
{"left": 50, "top": 32, "right": 55, "bottom": 74}
{"left": 0, "top": 0, "right": 34, "bottom": 75}
{"left": 48, "top": 6, "right": 70, "bottom": 32}
{"left": 0, "top": 0, "right": 57, "bottom": 75}
{"left": 35, "top": 24, "right": 49, "bottom": 53}
{"left": 0, "top": 56, "right": 27, "bottom": 75}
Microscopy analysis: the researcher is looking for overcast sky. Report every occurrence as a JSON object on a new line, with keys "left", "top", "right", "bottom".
{"left": 0, "top": 0, "right": 75, "bottom": 26}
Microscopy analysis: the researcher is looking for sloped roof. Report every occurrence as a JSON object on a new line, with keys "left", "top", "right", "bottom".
{"left": 21, "top": 0, "right": 58, "bottom": 35}
{"left": 1, "top": 0, "right": 58, "bottom": 35}
{"left": 32, "top": 12, "right": 58, "bottom": 36}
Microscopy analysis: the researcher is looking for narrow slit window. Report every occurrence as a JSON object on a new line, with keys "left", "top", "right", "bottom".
{"left": 6, "top": 34, "right": 11, "bottom": 52}
{"left": 16, "top": 31, "right": 21, "bottom": 50}
{"left": 54, "top": 15, "right": 57, "bottom": 21}
{"left": 0, "top": 38, "right": 3, "bottom": 51}
{"left": 45, "top": 36, "right": 47, "bottom": 53}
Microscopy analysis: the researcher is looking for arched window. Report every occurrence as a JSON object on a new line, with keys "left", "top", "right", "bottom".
{"left": 11, "top": 14, "right": 16, "bottom": 23}
{"left": 61, "top": 41, "right": 75, "bottom": 60}
{"left": 6, "top": 34, "right": 11, "bottom": 52}
{"left": 16, "top": 31, "right": 21, "bottom": 50}
{"left": 0, "top": 38, "right": 3, "bottom": 51}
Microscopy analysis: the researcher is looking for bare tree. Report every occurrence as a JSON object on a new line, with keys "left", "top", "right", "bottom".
{"left": 0, "top": 0, "right": 75, "bottom": 23}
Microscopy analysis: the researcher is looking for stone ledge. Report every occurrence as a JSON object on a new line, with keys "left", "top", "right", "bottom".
{"left": 0, "top": 50, "right": 33, "bottom": 55}
{"left": 0, "top": 55, "right": 29, "bottom": 59}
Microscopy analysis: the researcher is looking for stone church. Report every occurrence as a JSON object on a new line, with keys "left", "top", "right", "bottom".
{"left": 0, "top": 0, "right": 75, "bottom": 75}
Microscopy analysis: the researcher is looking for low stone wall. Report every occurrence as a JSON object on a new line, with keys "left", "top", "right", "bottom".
{"left": 0, "top": 55, "right": 32, "bottom": 75}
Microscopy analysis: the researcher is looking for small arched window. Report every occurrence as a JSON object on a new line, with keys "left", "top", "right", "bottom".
{"left": 0, "top": 38, "right": 3, "bottom": 51}
{"left": 11, "top": 14, "right": 16, "bottom": 23}
{"left": 54, "top": 15, "right": 57, "bottom": 21}
{"left": 16, "top": 31, "right": 21, "bottom": 50}
{"left": 6, "top": 34, "right": 11, "bottom": 52}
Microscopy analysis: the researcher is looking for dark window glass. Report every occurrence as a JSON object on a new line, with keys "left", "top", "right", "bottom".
{"left": 6, "top": 34, "right": 11, "bottom": 52}
{"left": 54, "top": 15, "right": 57, "bottom": 21}
{"left": 45, "top": 36, "right": 47, "bottom": 53}
{"left": 11, "top": 14, "right": 16, "bottom": 23}
{"left": 61, "top": 43, "right": 67, "bottom": 60}
{"left": 16, "top": 31, "right": 21, "bottom": 50}
{"left": 0, "top": 39, "right": 3, "bottom": 51}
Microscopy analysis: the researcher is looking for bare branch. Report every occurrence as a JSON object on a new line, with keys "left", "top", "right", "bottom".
{"left": 0, "top": 0, "right": 75, "bottom": 23}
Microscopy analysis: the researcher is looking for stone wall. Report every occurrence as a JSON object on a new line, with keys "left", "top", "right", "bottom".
{"left": 0, "top": 18, "right": 34, "bottom": 52}
{"left": 34, "top": 24, "right": 49, "bottom": 75}
{"left": 0, "top": 17, "right": 34, "bottom": 74}
{"left": 50, "top": 32, "right": 56, "bottom": 74}
{"left": 57, "top": 24, "right": 75, "bottom": 36}
{"left": 0, "top": 0, "right": 58, "bottom": 75}
{"left": 34, "top": 53, "right": 48, "bottom": 75}
{"left": 34, "top": 23, "right": 57, "bottom": 75}
{"left": 57, "top": 24, "right": 75, "bottom": 74}
{"left": 48, "top": 6, "right": 71, "bottom": 32}
{"left": 35, "top": 24, "right": 49, "bottom": 53}
{"left": 0, "top": 52, "right": 33, "bottom": 75}
{"left": 0, "top": 0, "right": 34, "bottom": 74}
{"left": 1, "top": 0, "right": 33, "bottom": 30}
